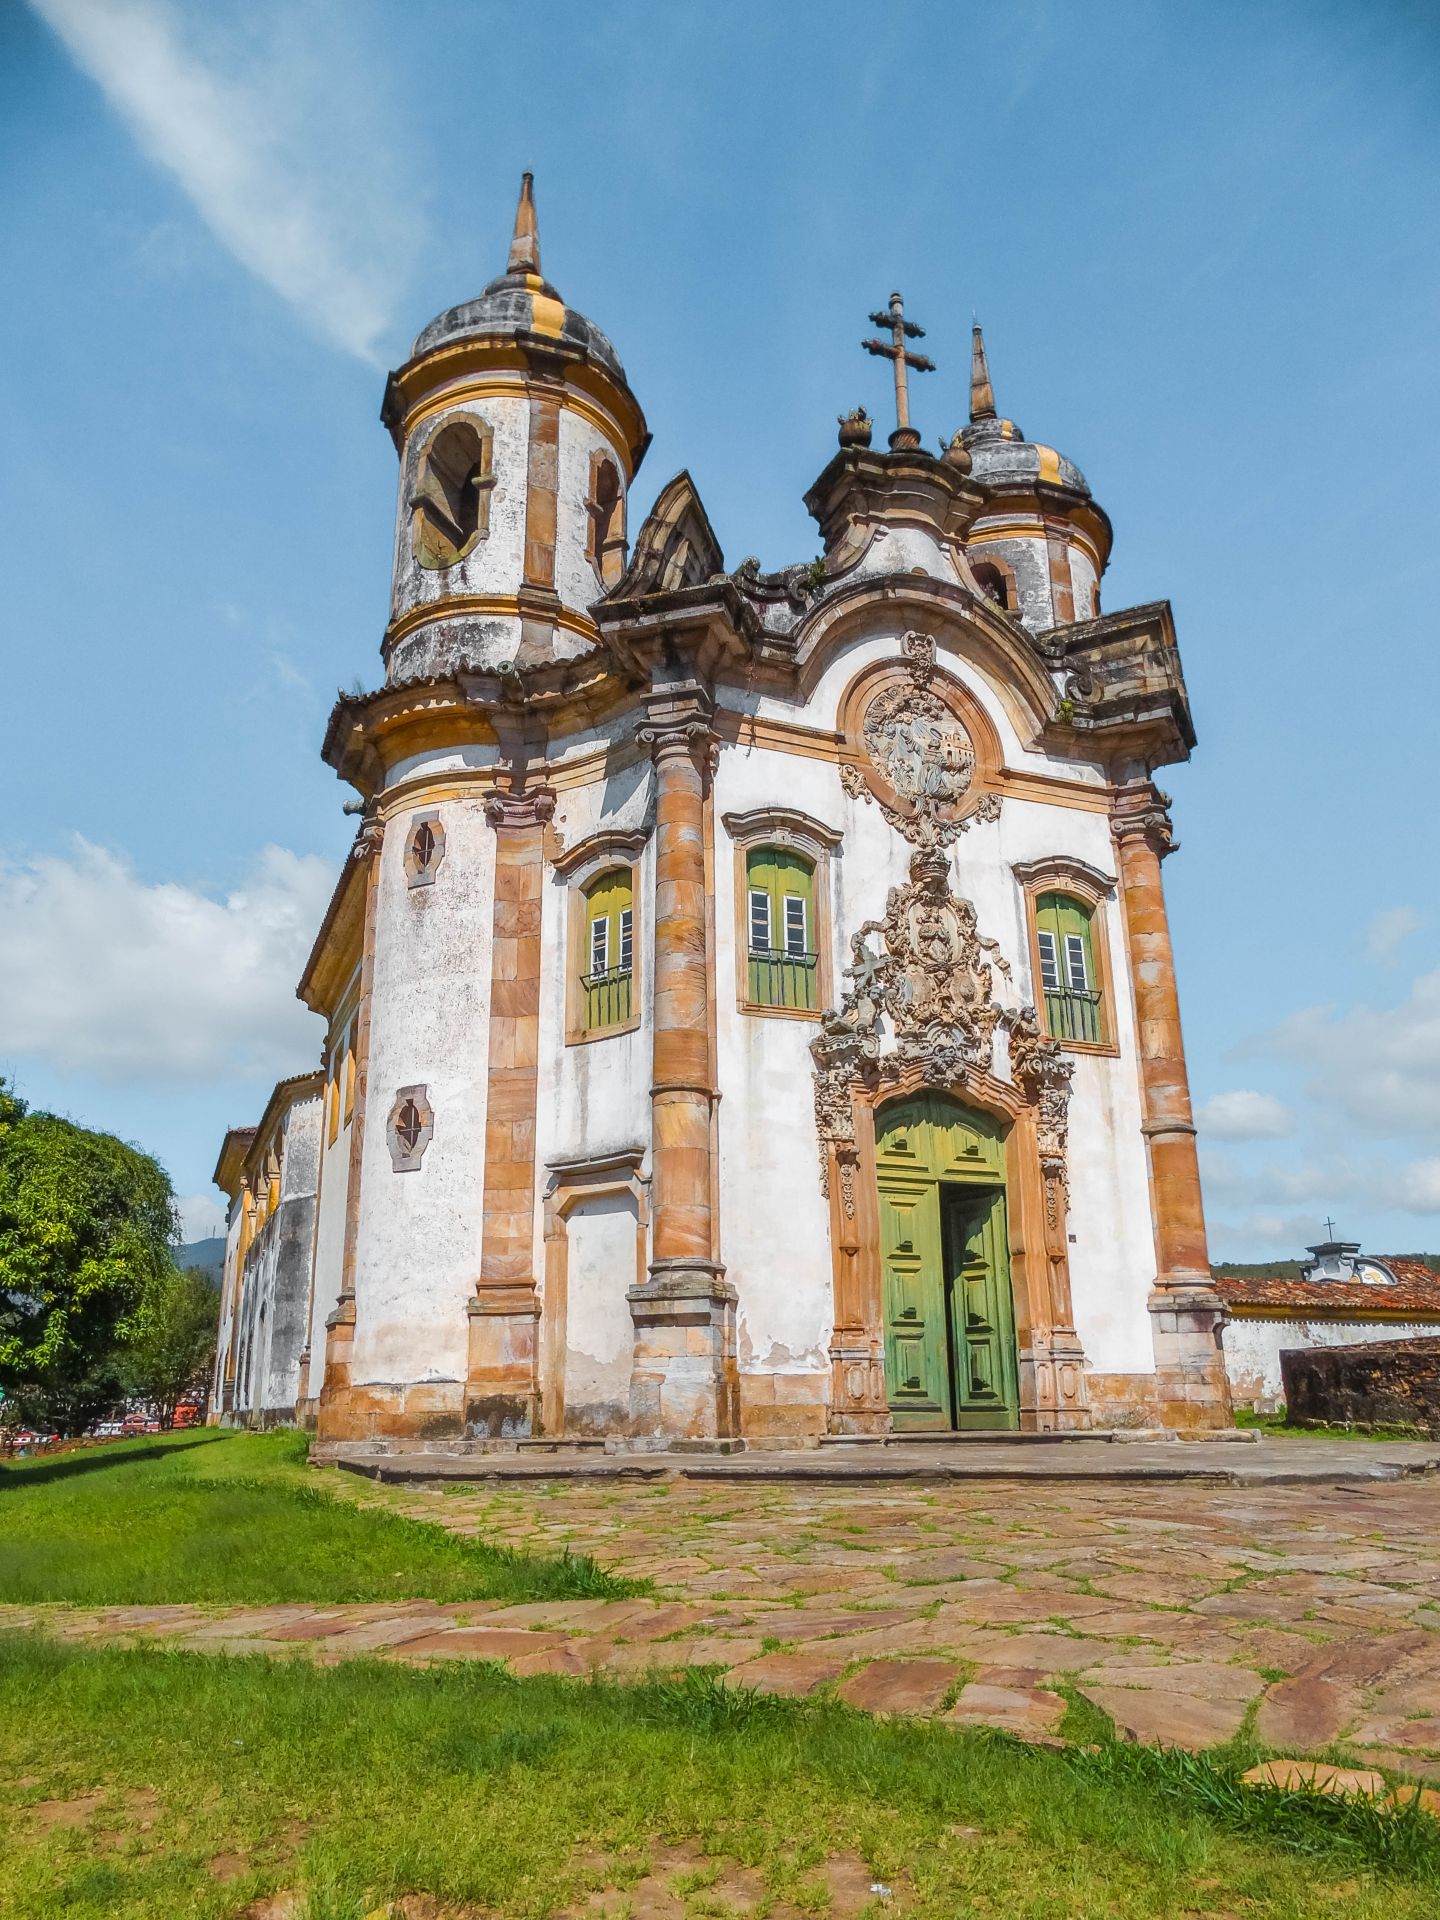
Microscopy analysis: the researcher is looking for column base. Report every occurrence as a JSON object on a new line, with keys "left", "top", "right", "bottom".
{"left": 628, "top": 1261, "right": 739, "bottom": 1443}
{"left": 1148, "top": 1282, "right": 1232, "bottom": 1431}
{"left": 1019, "top": 1328, "right": 1093, "bottom": 1432}
{"left": 314, "top": 1291, "right": 356, "bottom": 1441}
{"left": 465, "top": 1288, "right": 541, "bottom": 1437}
{"left": 827, "top": 1337, "right": 890, "bottom": 1434}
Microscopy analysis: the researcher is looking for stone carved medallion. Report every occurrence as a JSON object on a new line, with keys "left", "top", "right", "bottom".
{"left": 841, "top": 632, "right": 1002, "bottom": 848}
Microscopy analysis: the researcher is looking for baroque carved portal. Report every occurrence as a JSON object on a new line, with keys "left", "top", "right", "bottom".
{"left": 840, "top": 631, "right": 1003, "bottom": 847}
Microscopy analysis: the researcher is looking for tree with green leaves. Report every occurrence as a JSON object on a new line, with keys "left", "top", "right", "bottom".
{"left": 118, "top": 1265, "right": 219, "bottom": 1428}
{"left": 0, "top": 1078, "right": 179, "bottom": 1434}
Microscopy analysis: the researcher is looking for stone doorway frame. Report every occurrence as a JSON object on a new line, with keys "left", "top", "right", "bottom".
{"left": 823, "top": 1061, "right": 1091, "bottom": 1434}
{"left": 539, "top": 1148, "right": 649, "bottom": 1436}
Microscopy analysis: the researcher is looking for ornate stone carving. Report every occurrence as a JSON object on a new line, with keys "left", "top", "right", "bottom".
{"left": 810, "top": 845, "right": 1018, "bottom": 1210}
{"left": 843, "top": 631, "right": 1001, "bottom": 847}
{"left": 1008, "top": 1006, "right": 1075, "bottom": 1229}
{"left": 484, "top": 787, "right": 556, "bottom": 832}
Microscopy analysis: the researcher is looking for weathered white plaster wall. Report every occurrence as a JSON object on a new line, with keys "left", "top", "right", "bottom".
{"left": 351, "top": 797, "right": 496, "bottom": 1389}
{"left": 1222, "top": 1316, "right": 1440, "bottom": 1412}
{"left": 304, "top": 1014, "right": 358, "bottom": 1405}
{"left": 554, "top": 407, "right": 626, "bottom": 619}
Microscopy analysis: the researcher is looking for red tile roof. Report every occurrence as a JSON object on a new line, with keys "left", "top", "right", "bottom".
{"left": 1215, "top": 1259, "right": 1440, "bottom": 1318}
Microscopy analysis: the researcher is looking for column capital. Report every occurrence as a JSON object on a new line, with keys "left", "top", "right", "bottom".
{"left": 638, "top": 683, "right": 716, "bottom": 764}
{"left": 1110, "top": 780, "right": 1176, "bottom": 857}
{"left": 484, "top": 786, "right": 556, "bottom": 833}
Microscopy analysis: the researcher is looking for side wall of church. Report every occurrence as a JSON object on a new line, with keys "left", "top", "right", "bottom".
{"left": 302, "top": 990, "right": 360, "bottom": 1410}
{"left": 347, "top": 798, "right": 498, "bottom": 1411}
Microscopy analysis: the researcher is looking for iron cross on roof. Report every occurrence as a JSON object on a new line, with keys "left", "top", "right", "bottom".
{"left": 862, "top": 290, "right": 936, "bottom": 450}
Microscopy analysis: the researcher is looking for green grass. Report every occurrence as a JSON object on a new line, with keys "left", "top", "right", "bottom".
{"left": 2, "top": 1635, "right": 1438, "bottom": 1920}
{"left": 0, "top": 1429, "right": 637, "bottom": 1606}
{"left": 1233, "top": 1410, "right": 1434, "bottom": 1442}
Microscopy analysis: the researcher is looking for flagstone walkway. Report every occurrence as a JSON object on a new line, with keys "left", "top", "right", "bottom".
{"left": 12, "top": 1471, "right": 1440, "bottom": 1777}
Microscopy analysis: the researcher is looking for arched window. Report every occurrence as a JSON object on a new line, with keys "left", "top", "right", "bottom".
{"left": 587, "top": 454, "right": 625, "bottom": 586}
{"left": 411, "top": 418, "right": 494, "bottom": 569}
{"left": 1034, "top": 892, "right": 1103, "bottom": 1044}
{"left": 972, "top": 561, "right": 1011, "bottom": 612}
{"left": 582, "top": 868, "right": 634, "bottom": 1032}
{"left": 745, "top": 847, "right": 817, "bottom": 1010}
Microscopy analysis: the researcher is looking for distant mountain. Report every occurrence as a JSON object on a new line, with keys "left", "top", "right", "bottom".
{"left": 178, "top": 1236, "right": 226, "bottom": 1287}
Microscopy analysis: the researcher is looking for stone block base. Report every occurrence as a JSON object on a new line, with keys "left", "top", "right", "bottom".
{"left": 628, "top": 1263, "right": 739, "bottom": 1442}
{"left": 826, "top": 1341, "right": 890, "bottom": 1434}
{"left": 465, "top": 1287, "right": 541, "bottom": 1437}
{"left": 739, "top": 1370, "right": 829, "bottom": 1444}
{"left": 1018, "top": 1332, "right": 1092, "bottom": 1432}
{"left": 1148, "top": 1284, "right": 1233, "bottom": 1431}
{"left": 313, "top": 1378, "right": 468, "bottom": 1441}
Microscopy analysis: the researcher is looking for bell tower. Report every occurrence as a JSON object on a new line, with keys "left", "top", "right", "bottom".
{"left": 379, "top": 175, "right": 650, "bottom": 688}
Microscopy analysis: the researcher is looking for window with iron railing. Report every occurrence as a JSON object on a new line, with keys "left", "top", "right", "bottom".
{"left": 746, "top": 847, "right": 818, "bottom": 1010}
{"left": 581, "top": 869, "right": 634, "bottom": 1033}
{"left": 1035, "top": 892, "right": 1104, "bottom": 1044}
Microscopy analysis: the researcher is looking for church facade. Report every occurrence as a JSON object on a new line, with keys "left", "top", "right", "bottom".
{"left": 211, "top": 177, "right": 1231, "bottom": 1446}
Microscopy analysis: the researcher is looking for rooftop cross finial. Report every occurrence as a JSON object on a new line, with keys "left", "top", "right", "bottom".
{"left": 507, "top": 171, "right": 541, "bottom": 277}
{"left": 862, "top": 291, "right": 935, "bottom": 450}
{"left": 1324, "top": 1215, "right": 1338, "bottom": 1240}
{"left": 969, "top": 323, "right": 997, "bottom": 423}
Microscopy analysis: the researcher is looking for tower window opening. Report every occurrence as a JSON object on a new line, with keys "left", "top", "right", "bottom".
{"left": 1034, "top": 891, "right": 1104, "bottom": 1045}
{"left": 972, "top": 561, "right": 1011, "bottom": 612}
{"left": 411, "top": 418, "right": 494, "bottom": 569}
{"left": 587, "top": 454, "right": 626, "bottom": 586}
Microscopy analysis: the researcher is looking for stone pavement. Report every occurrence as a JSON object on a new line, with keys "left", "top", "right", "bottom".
{"left": 11, "top": 1461, "right": 1440, "bottom": 1779}
{"left": 320, "top": 1432, "right": 1440, "bottom": 1486}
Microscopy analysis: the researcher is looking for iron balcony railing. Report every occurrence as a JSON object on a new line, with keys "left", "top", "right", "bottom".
{"left": 1044, "top": 986, "right": 1103, "bottom": 1045}
{"left": 747, "top": 945, "right": 818, "bottom": 1011}
{"left": 581, "top": 966, "right": 633, "bottom": 1031}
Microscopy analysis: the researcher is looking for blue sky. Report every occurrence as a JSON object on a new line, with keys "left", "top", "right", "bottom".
{"left": 1, "top": 0, "right": 1437, "bottom": 1258}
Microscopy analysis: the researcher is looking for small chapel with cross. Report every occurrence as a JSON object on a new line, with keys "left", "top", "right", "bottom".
{"left": 210, "top": 176, "right": 1231, "bottom": 1446}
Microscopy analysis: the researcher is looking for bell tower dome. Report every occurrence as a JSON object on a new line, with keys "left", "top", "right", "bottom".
{"left": 379, "top": 175, "right": 650, "bottom": 687}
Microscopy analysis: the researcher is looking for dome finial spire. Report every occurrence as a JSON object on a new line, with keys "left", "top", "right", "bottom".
{"left": 970, "top": 322, "right": 997, "bottom": 423}
{"left": 507, "top": 171, "right": 541, "bottom": 277}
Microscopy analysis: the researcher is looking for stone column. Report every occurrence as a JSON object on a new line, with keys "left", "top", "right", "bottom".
{"left": 316, "top": 815, "right": 385, "bottom": 1440}
{"left": 1111, "top": 779, "right": 1230, "bottom": 1429}
{"left": 629, "top": 688, "right": 739, "bottom": 1446}
{"left": 465, "top": 787, "right": 554, "bottom": 1436}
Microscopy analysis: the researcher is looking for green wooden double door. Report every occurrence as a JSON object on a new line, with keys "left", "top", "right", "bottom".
{"left": 876, "top": 1094, "right": 1020, "bottom": 1432}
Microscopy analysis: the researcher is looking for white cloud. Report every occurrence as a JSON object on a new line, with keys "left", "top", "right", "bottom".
{"left": 29, "top": 0, "right": 416, "bottom": 362}
{"left": 174, "top": 1190, "right": 227, "bottom": 1243}
{"left": 1197, "top": 1089, "right": 1294, "bottom": 1139}
{"left": 0, "top": 839, "right": 331, "bottom": 1084}
{"left": 1259, "top": 968, "right": 1440, "bottom": 1137}
{"left": 1392, "top": 1158, "right": 1440, "bottom": 1214}
{"left": 1366, "top": 906, "right": 1422, "bottom": 966}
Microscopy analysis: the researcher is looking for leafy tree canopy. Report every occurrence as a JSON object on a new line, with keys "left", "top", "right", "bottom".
{"left": 118, "top": 1265, "right": 218, "bottom": 1429}
{"left": 0, "top": 1078, "right": 179, "bottom": 1431}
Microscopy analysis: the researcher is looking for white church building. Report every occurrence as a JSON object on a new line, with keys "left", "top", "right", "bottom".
{"left": 212, "top": 178, "right": 1231, "bottom": 1447}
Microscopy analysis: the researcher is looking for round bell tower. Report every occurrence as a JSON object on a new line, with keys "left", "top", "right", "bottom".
{"left": 379, "top": 175, "right": 649, "bottom": 688}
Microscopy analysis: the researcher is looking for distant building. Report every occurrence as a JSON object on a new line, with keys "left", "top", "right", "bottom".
{"left": 1217, "top": 1241, "right": 1440, "bottom": 1413}
{"left": 210, "top": 176, "right": 1233, "bottom": 1447}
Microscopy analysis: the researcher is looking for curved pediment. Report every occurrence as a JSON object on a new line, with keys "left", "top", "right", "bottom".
{"left": 607, "top": 469, "right": 725, "bottom": 599}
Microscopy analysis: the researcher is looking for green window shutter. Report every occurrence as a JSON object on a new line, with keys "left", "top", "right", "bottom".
{"left": 1035, "top": 892, "right": 1102, "bottom": 1044}
{"left": 745, "top": 847, "right": 817, "bottom": 1009}
{"left": 583, "top": 868, "right": 634, "bottom": 1031}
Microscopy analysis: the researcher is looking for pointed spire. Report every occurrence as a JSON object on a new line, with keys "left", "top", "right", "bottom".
{"left": 507, "top": 171, "right": 541, "bottom": 277}
{"left": 969, "top": 323, "right": 996, "bottom": 423}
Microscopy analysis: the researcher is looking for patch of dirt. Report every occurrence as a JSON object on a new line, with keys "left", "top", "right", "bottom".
{"left": 555, "top": 1840, "right": 905, "bottom": 1918}
{"left": 240, "top": 1895, "right": 303, "bottom": 1920}
{"left": 29, "top": 1789, "right": 106, "bottom": 1832}
{"left": 208, "top": 1851, "right": 251, "bottom": 1881}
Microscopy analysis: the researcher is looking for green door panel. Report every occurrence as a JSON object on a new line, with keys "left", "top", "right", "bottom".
{"left": 875, "top": 1094, "right": 1019, "bottom": 1433}
{"left": 943, "top": 1185, "right": 1020, "bottom": 1431}
{"left": 879, "top": 1185, "right": 950, "bottom": 1429}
